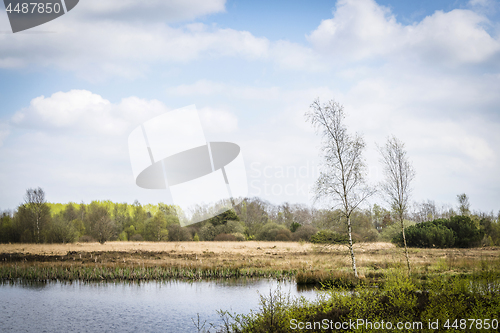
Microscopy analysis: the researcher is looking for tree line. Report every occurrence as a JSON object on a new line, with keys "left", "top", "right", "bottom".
{"left": 0, "top": 188, "right": 498, "bottom": 246}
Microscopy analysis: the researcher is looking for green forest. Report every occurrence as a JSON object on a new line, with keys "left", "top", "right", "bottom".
{"left": 1, "top": 187, "right": 499, "bottom": 247}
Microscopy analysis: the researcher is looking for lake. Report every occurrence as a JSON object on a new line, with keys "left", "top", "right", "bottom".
{"left": 0, "top": 279, "right": 318, "bottom": 332}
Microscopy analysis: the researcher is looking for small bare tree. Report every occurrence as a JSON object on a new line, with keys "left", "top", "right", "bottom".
{"left": 306, "top": 99, "right": 375, "bottom": 278}
{"left": 457, "top": 193, "right": 470, "bottom": 216}
{"left": 378, "top": 136, "right": 415, "bottom": 275}
{"left": 23, "top": 187, "right": 50, "bottom": 243}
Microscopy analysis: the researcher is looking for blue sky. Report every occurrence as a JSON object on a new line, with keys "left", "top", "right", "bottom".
{"left": 0, "top": 0, "right": 499, "bottom": 214}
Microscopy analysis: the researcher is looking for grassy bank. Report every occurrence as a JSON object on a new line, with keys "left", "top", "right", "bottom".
{"left": 217, "top": 271, "right": 500, "bottom": 333}
{"left": 1, "top": 242, "right": 499, "bottom": 284}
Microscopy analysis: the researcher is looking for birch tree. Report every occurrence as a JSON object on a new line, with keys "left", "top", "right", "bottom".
{"left": 306, "top": 99, "right": 374, "bottom": 278}
{"left": 23, "top": 187, "right": 50, "bottom": 243}
{"left": 378, "top": 136, "right": 415, "bottom": 275}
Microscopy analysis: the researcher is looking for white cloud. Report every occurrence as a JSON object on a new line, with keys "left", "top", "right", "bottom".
{"left": 199, "top": 107, "right": 238, "bottom": 133}
{"left": 0, "top": 0, "right": 499, "bottom": 79}
{"left": 11, "top": 90, "right": 169, "bottom": 135}
{"left": 0, "top": 17, "right": 270, "bottom": 79}
{"left": 167, "top": 80, "right": 283, "bottom": 100}
{"left": 0, "top": 123, "right": 9, "bottom": 147}
{"left": 74, "top": 0, "right": 226, "bottom": 22}
{"left": 307, "top": 0, "right": 500, "bottom": 66}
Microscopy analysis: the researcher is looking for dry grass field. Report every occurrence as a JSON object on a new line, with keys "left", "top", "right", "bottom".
{"left": 1, "top": 241, "right": 499, "bottom": 279}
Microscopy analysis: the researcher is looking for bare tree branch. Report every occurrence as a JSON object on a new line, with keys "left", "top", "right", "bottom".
{"left": 378, "top": 136, "right": 416, "bottom": 275}
{"left": 305, "top": 98, "right": 375, "bottom": 277}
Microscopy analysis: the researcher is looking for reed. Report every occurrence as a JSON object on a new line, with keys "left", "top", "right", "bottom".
{"left": 0, "top": 264, "right": 296, "bottom": 282}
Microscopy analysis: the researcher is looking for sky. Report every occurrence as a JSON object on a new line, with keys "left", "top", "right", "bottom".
{"left": 0, "top": 0, "right": 499, "bottom": 213}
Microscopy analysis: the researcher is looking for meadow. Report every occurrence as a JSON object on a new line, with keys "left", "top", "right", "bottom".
{"left": 1, "top": 241, "right": 499, "bottom": 285}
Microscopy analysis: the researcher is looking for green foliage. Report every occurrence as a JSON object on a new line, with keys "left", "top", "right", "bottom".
{"left": 445, "top": 215, "right": 483, "bottom": 247}
{"left": 310, "top": 230, "right": 349, "bottom": 244}
{"left": 208, "top": 209, "right": 240, "bottom": 226}
{"left": 291, "top": 225, "right": 318, "bottom": 241}
{"left": 255, "top": 222, "right": 288, "bottom": 241}
{"left": 0, "top": 212, "right": 18, "bottom": 243}
{"left": 395, "top": 220, "right": 455, "bottom": 248}
{"left": 480, "top": 217, "right": 500, "bottom": 246}
{"left": 395, "top": 216, "right": 483, "bottom": 248}
{"left": 219, "top": 272, "right": 500, "bottom": 333}
{"left": 86, "top": 201, "right": 117, "bottom": 244}
{"left": 144, "top": 212, "right": 168, "bottom": 241}
{"left": 16, "top": 200, "right": 51, "bottom": 244}
{"left": 199, "top": 222, "right": 216, "bottom": 241}
{"left": 275, "top": 229, "right": 292, "bottom": 241}
{"left": 4, "top": 190, "right": 498, "bottom": 246}
{"left": 289, "top": 222, "right": 301, "bottom": 233}
{"left": 44, "top": 216, "right": 78, "bottom": 243}
{"left": 118, "top": 231, "right": 128, "bottom": 241}
{"left": 231, "top": 232, "right": 246, "bottom": 241}
{"left": 193, "top": 233, "right": 200, "bottom": 242}
{"left": 379, "top": 220, "right": 415, "bottom": 242}
{"left": 167, "top": 223, "right": 192, "bottom": 241}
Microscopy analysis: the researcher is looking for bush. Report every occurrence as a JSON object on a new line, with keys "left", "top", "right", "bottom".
{"left": 310, "top": 230, "right": 349, "bottom": 244}
{"left": 275, "top": 229, "right": 292, "bottom": 241}
{"left": 79, "top": 235, "right": 95, "bottom": 243}
{"left": 214, "top": 233, "right": 237, "bottom": 241}
{"left": 199, "top": 223, "right": 216, "bottom": 241}
{"left": 45, "top": 217, "right": 78, "bottom": 243}
{"left": 167, "top": 224, "right": 192, "bottom": 241}
{"left": 130, "top": 234, "right": 144, "bottom": 241}
{"left": 394, "top": 220, "right": 455, "bottom": 248}
{"left": 255, "top": 222, "right": 288, "bottom": 241}
{"left": 290, "top": 222, "right": 301, "bottom": 232}
{"left": 380, "top": 220, "right": 416, "bottom": 242}
{"left": 352, "top": 228, "right": 379, "bottom": 242}
{"left": 395, "top": 216, "right": 483, "bottom": 248}
{"left": 444, "top": 215, "right": 483, "bottom": 248}
{"left": 231, "top": 232, "right": 246, "bottom": 241}
{"left": 291, "top": 225, "right": 318, "bottom": 242}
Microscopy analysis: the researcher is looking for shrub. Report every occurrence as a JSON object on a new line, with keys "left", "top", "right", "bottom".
{"left": 78, "top": 235, "right": 95, "bottom": 243}
{"left": 354, "top": 228, "right": 380, "bottom": 242}
{"left": 214, "top": 233, "right": 237, "bottom": 241}
{"left": 215, "top": 220, "right": 245, "bottom": 236}
{"left": 310, "top": 230, "right": 349, "bottom": 244}
{"left": 199, "top": 223, "right": 216, "bottom": 241}
{"left": 290, "top": 222, "right": 301, "bottom": 232}
{"left": 380, "top": 220, "right": 416, "bottom": 242}
{"left": 291, "top": 225, "right": 318, "bottom": 242}
{"left": 130, "top": 234, "right": 144, "bottom": 241}
{"left": 167, "top": 224, "right": 192, "bottom": 241}
{"left": 45, "top": 216, "right": 78, "bottom": 243}
{"left": 444, "top": 215, "right": 483, "bottom": 248}
{"left": 394, "top": 220, "right": 455, "bottom": 248}
{"left": 255, "top": 222, "right": 288, "bottom": 241}
{"left": 275, "top": 229, "right": 292, "bottom": 241}
{"left": 231, "top": 232, "right": 246, "bottom": 241}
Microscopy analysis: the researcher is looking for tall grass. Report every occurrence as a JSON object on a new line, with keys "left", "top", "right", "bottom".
{"left": 0, "top": 264, "right": 295, "bottom": 282}
{"left": 215, "top": 270, "right": 500, "bottom": 333}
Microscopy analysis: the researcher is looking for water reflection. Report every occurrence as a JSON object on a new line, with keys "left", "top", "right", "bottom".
{"left": 0, "top": 278, "right": 318, "bottom": 333}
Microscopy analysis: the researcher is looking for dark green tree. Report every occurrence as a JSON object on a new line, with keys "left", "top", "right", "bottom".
{"left": 86, "top": 202, "right": 116, "bottom": 244}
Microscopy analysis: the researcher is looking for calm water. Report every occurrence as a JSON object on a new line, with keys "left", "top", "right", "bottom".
{"left": 0, "top": 279, "right": 318, "bottom": 333}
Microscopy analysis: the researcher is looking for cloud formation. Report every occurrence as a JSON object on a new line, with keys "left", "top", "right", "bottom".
{"left": 308, "top": 0, "right": 500, "bottom": 66}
